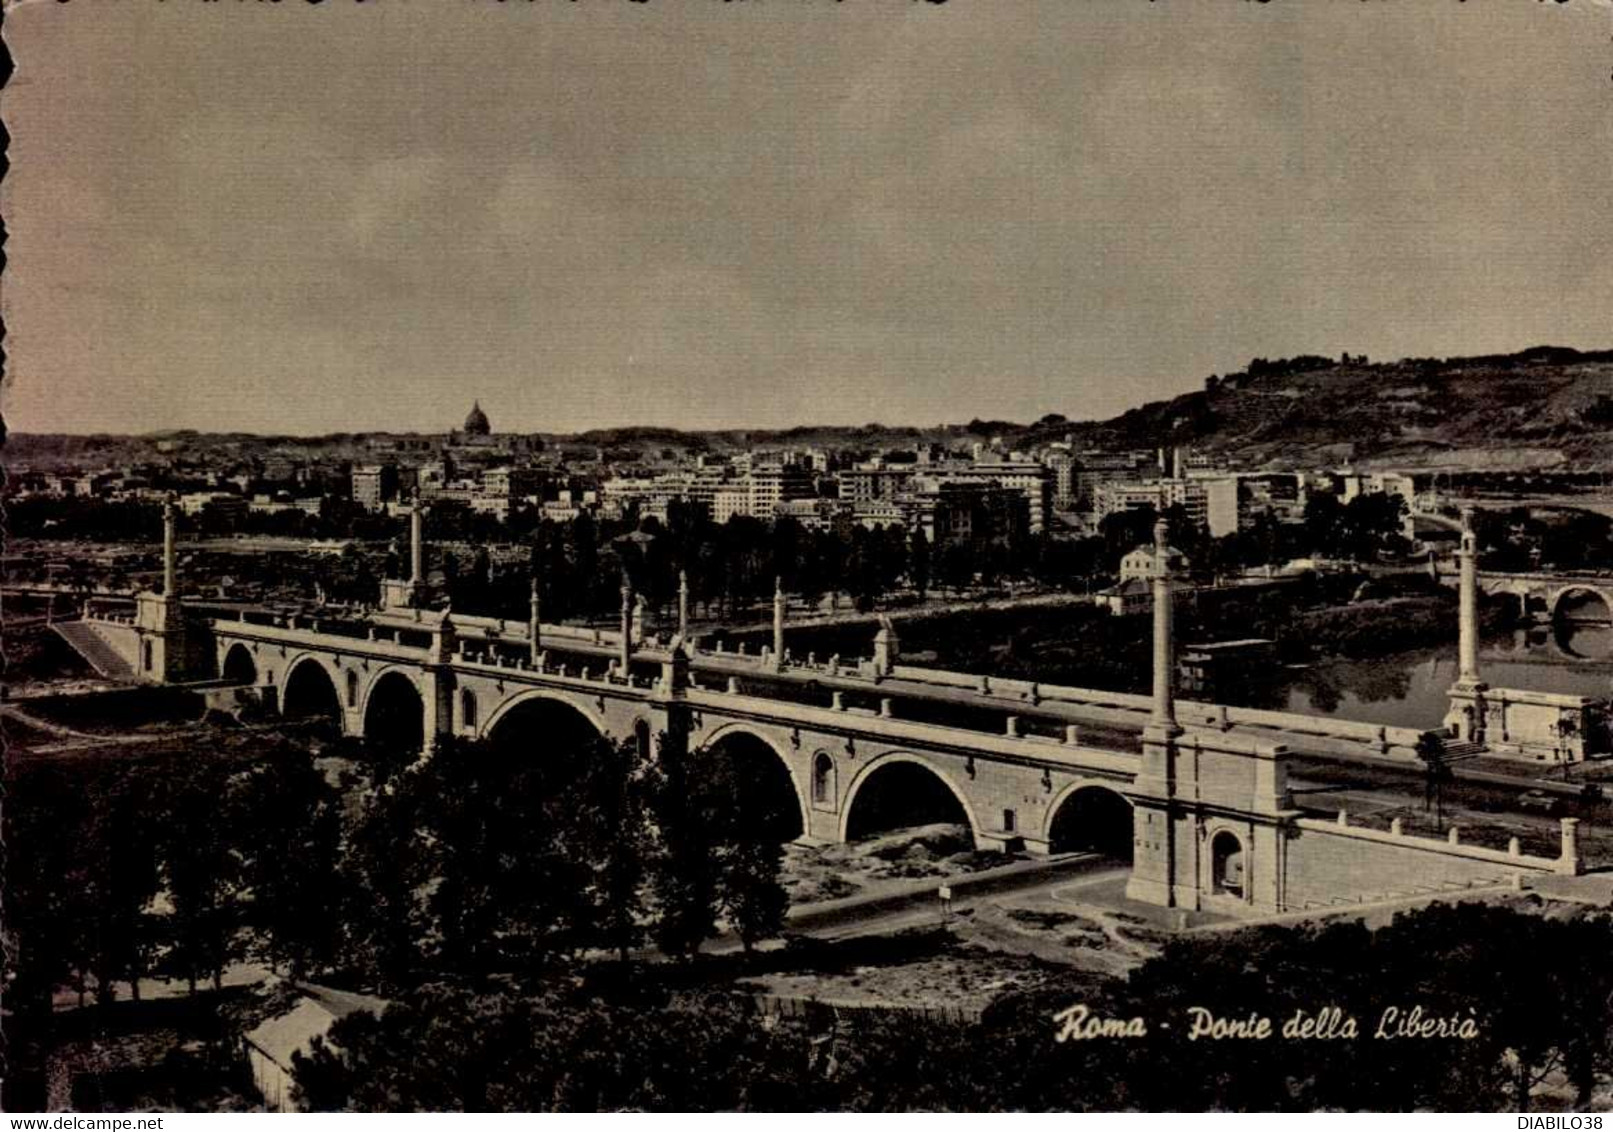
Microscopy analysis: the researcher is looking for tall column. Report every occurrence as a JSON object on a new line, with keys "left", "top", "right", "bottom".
{"left": 1150, "top": 518, "right": 1178, "bottom": 733}
{"left": 677, "top": 570, "right": 690, "bottom": 640}
{"left": 619, "top": 572, "right": 633, "bottom": 674}
{"left": 528, "top": 572, "right": 541, "bottom": 663}
{"left": 409, "top": 499, "right": 425, "bottom": 586}
{"left": 1457, "top": 506, "right": 1480, "bottom": 684}
{"left": 772, "top": 576, "right": 786, "bottom": 670}
{"left": 162, "top": 495, "right": 177, "bottom": 597}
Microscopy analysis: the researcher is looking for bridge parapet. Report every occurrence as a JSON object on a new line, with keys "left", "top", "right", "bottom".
{"left": 212, "top": 618, "right": 431, "bottom": 665}
{"left": 684, "top": 685, "right": 1143, "bottom": 772}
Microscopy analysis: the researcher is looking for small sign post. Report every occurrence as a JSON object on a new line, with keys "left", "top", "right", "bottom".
{"left": 937, "top": 884, "right": 953, "bottom": 918}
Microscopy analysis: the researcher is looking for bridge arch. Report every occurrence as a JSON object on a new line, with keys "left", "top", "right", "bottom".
{"left": 1044, "top": 780, "right": 1134, "bottom": 860}
{"left": 362, "top": 667, "right": 426, "bottom": 755}
{"left": 481, "top": 689, "right": 606, "bottom": 753}
{"left": 281, "top": 653, "right": 343, "bottom": 729}
{"left": 700, "top": 724, "right": 808, "bottom": 842}
{"left": 221, "top": 642, "right": 258, "bottom": 685}
{"left": 838, "top": 751, "right": 979, "bottom": 848}
{"left": 1551, "top": 586, "right": 1613, "bottom": 625}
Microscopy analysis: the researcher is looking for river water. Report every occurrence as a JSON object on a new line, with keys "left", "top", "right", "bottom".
{"left": 1249, "top": 624, "right": 1613, "bottom": 730}
{"left": 747, "top": 604, "right": 1613, "bottom": 732}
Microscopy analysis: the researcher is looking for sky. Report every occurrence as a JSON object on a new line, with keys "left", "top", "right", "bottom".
{"left": 3, "top": 0, "right": 1610, "bottom": 437}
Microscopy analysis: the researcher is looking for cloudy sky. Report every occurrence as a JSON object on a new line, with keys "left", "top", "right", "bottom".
{"left": 4, "top": 0, "right": 1609, "bottom": 436}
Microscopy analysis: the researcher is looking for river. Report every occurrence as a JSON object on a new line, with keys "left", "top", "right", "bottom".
{"left": 1245, "top": 624, "right": 1613, "bottom": 730}
{"left": 742, "top": 601, "right": 1613, "bottom": 731}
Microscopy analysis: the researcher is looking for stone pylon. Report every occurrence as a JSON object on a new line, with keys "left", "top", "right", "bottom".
{"left": 1126, "top": 517, "right": 1187, "bottom": 910}
{"left": 410, "top": 497, "right": 425, "bottom": 588}
{"left": 528, "top": 572, "right": 541, "bottom": 664}
{"left": 677, "top": 570, "right": 690, "bottom": 640}
{"left": 1444, "top": 505, "right": 1490, "bottom": 745}
{"left": 1150, "top": 518, "right": 1179, "bottom": 736}
{"left": 771, "top": 577, "right": 786, "bottom": 671}
{"left": 619, "top": 573, "right": 634, "bottom": 675}
{"left": 1458, "top": 506, "right": 1480, "bottom": 684}
{"left": 162, "top": 494, "right": 178, "bottom": 597}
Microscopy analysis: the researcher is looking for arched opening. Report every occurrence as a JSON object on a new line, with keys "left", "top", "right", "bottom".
{"left": 634, "top": 719, "right": 652, "bottom": 760}
{"left": 1555, "top": 588, "right": 1613, "bottom": 625}
{"left": 282, "top": 659, "right": 342, "bottom": 732}
{"left": 1552, "top": 590, "right": 1613, "bottom": 659}
{"left": 346, "top": 670, "right": 360, "bottom": 708}
{"left": 704, "top": 731, "right": 804, "bottom": 842}
{"left": 843, "top": 758, "right": 974, "bottom": 847}
{"left": 1047, "top": 785, "right": 1134, "bottom": 861}
{"left": 485, "top": 695, "right": 603, "bottom": 759}
{"left": 222, "top": 643, "right": 257, "bottom": 685}
{"left": 363, "top": 671, "right": 425, "bottom": 757}
{"left": 141, "top": 640, "right": 154, "bottom": 673}
{"left": 812, "top": 751, "right": 835, "bottom": 805}
{"left": 460, "top": 688, "right": 478, "bottom": 730}
{"left": 1211, "top": 830, "right": 1246, "bottom": 899}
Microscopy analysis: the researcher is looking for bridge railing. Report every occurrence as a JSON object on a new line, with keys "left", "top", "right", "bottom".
{"left": 685, "top": 684, "right": 1148, "bottom": 768}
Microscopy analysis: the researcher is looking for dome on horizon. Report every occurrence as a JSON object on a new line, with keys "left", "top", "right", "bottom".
{"left": 464, "top": 400, "right": 491, "bottom": 436}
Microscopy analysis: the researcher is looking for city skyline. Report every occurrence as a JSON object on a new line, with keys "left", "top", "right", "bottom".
{"left": 5, "top": 1, "right": 1609, "bottom": 437}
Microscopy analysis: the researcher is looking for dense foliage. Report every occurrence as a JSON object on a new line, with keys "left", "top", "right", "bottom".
{"left": 292, "top": 902, "right": 1613, "bottom": 1112}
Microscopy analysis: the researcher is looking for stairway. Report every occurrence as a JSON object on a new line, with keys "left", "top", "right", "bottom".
{"left": 52, "top": 620, "right": 137, "bottom": 682}
{"left": 1439, "top": 740, "right": 1486, "bottom": 763}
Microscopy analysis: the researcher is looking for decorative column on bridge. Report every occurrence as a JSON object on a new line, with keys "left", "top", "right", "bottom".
{"left": 1444, "top": 506, "right": 1490, "bottom": 746}
{"left": 770, "top": 576, "right": 786, "bottom": 672}
{"left": 1127, "top": 518, "right": 1186, "bottom": 909}
{"left": 410, "top": 497, "right": 426, "bottom": 591}
{"left": 619, "top": 572, "right": 634, "bottom": 676}
{"left": 528, "top": 572, "right": 541, "bottom": 664}
{"left": 162, "top": 493, "right": 178, "bottom": 598}
{"left": 1458, "top": 506, "right": 1481, "bottom": 683}
{"left": 382, "top": 494, "right": 430, "bottom": 610}
{"left": 1149, "top": 517, "right": 1178, "bottom": 734}
{"left": 421, "top": 610, "right": 458, "bottom": 758}
{"left": 133, "top": 493, "right": 191, "bottom": 682}
{"left": 677, "top": 570, "right": 690, "bottom": 640}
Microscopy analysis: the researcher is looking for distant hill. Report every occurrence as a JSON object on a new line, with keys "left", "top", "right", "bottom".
{"left": 1046, "top": 346, "right": 1613, "bottom": 471}
{"left": 8, "top": 346, "right": 1613, "bottom": 472}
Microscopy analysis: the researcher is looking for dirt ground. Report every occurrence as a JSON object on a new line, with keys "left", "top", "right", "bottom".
{"left": 753, "top": 884, "right": 1168, "bottom": 1012}
{"left": 780, "top": 823, "right": 1017, "bottom": 905}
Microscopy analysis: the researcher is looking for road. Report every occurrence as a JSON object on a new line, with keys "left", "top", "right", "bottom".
{"left": 769, "top": 854, "right": 1126, "bottom": 944}
{"left": 699, "top": 853, "right": 1125, "bottom": 953}
{"left": 1288, "top": 764, "right": 1603, "bottom": 860}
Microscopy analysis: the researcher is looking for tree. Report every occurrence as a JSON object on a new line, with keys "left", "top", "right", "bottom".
{"left": 908, "top": 528, "right": 932, "bottom": 600}
{"left": 649, "top": 744, "right": 724, "bottom": 958}
{"left": 238, "top": 751, "right": 345, "bottom": 979}
{"left": 157, "top": 760, "right": 246, "bottom": 994}
{"left": 580, "top": 736, "right": 657, "bottom": 966}
{"left": 1414, "top": 731, "right": 1452, "bottom": 829}
{"left": 1302, "top": 491, "right": 1346, "bottom": 559}
{"left": 722, "top": 839, "right": 788, "bottom": 954}
{"left": 82, "top": 767, "right": 163, "bottom": 1004}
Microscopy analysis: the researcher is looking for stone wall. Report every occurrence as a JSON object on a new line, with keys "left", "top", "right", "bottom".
{"left": 1281, "top": 816, "right": 1569, "bottom": 911}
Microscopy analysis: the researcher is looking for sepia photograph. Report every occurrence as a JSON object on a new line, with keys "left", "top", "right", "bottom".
{"left": 2, "top": 0, "right": 1612, "bottom": 1115}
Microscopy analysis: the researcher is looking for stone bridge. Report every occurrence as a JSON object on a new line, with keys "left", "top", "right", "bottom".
{"left": 201, "top": 606, "right": 1158, "bottom": 856}
{"left": 1437, "top": 568, "right": 1613, "bottom": 624}
{"left": 53, "top": 503, "right": 1588, "bottom": 918}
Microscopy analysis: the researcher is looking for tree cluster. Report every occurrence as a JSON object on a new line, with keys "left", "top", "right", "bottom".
{"left": 3, "top": 723, "right": 792, "bottom": 1027}
{"left": 293, "top": 901, "right": 1613, "bottom": 1112}
{"left": 4, "top": 737, "right": 343, "bottom": 1019}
